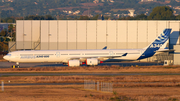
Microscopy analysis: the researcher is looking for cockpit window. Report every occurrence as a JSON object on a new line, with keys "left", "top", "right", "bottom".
{"left": 6, "top": 54, "right": 11, "bottom": 56}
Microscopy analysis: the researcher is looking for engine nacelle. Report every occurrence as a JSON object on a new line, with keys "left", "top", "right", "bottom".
{"left": 86, "top": 58, "right": 99, "bottom": 66}
{"left": 68, "top": 60, "right": 80, "bottom": 67}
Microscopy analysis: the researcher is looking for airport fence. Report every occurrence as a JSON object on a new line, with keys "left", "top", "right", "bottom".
{"left": 84, "top": 79, "right": 113, "bottom": 93}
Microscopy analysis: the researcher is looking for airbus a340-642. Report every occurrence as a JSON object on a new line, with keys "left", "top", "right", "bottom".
{"left": 3, "top": 29, "right": 172, "bottom": 67}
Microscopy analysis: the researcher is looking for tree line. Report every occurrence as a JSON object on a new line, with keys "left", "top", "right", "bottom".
{"left": 1, "top": 0, "right": 180, "bottom": 18}
{"left": 1, "top": 6, "right": 179, "bottom": 22}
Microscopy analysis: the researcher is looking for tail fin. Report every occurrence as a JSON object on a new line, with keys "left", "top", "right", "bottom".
{"left": 138, "top": 28, "right": 172, "bottom": 60}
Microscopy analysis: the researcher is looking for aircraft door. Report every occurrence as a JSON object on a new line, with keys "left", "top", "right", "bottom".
{"left": 109, "top": 51, "right": 114, "bottom": 56}
{"left": 56, "top": 52, "right": 60, "bottom": 58}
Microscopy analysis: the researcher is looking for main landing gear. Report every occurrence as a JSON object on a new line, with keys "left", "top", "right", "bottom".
{"left": 12, "top": 62, "right": 20, "bottom": 68}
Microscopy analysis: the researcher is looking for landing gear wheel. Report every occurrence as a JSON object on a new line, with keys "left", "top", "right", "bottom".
{"left": 11, "top": 65, "right": 20, "bottom": 68}
{"left": 16, "top": 65, "right": 20, "bottom": 68}
{"left": 12, "top": 65, "right": 16, "bottom": 68}
{"left": 16, "top": 62, "right": 19, "bottom": 68}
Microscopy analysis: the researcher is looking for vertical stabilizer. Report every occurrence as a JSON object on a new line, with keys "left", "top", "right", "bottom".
{"left": 138, "top": 29, "right": 172, "bottom": 60}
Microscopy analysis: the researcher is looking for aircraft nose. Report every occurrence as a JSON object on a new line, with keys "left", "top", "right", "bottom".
{"left": 3, "top": 55, "right": 9, "bottom": 60}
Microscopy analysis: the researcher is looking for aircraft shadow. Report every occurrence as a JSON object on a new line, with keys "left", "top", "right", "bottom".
{"left": 34, "top": 62, "right": 163, "bottom": 67}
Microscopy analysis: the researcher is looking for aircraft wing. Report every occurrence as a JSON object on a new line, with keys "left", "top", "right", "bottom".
{"left": 68, "top": 53, "right": 128, "bottom": 61}
{"left": 154, "top": 49, "right": 174, "bottom": 55}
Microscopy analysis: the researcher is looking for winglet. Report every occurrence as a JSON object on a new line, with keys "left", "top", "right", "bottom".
{"left": 102, "top": 46, "right": 107, "bottom": 50}
{"left": 122, "top": 53, "right": 128, "bottom": 56}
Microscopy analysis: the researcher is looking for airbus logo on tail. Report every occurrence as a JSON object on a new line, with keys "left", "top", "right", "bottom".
{"left": 154, "top": 31, "right": 169, "bottom": 44}
{"left": 150, "top": 44, "right": 163, "bottom": 48}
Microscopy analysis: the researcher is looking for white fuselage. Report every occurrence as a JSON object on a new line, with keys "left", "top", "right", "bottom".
{"left": 3, "top": 28, "right": 172, "bottom": 66}
{"left": 4, "top": 49, "right": 144, "bottom": 63}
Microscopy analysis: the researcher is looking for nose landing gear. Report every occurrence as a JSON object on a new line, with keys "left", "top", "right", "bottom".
{"left": 12, "top": 62, "right": 20, "bottom": 68}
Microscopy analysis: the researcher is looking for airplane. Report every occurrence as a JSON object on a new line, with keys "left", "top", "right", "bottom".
{"left": 3, "top": 28, "right": 172, "bottom": 68}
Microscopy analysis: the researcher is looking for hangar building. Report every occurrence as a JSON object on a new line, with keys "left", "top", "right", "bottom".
{"left": 9, "top": 20, "right": 180, "bottom": 63}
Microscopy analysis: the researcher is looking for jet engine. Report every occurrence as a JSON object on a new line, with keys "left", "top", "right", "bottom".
{"left": 68, "top": 60, "right": 80, "bottom": 67}
{"left": 86, "top": 58, "right": 99, "bottom": 66}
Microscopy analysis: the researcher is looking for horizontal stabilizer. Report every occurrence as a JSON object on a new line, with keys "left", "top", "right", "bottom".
{"left": 102, "top": 46, "right": 107, "bottom": 50}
